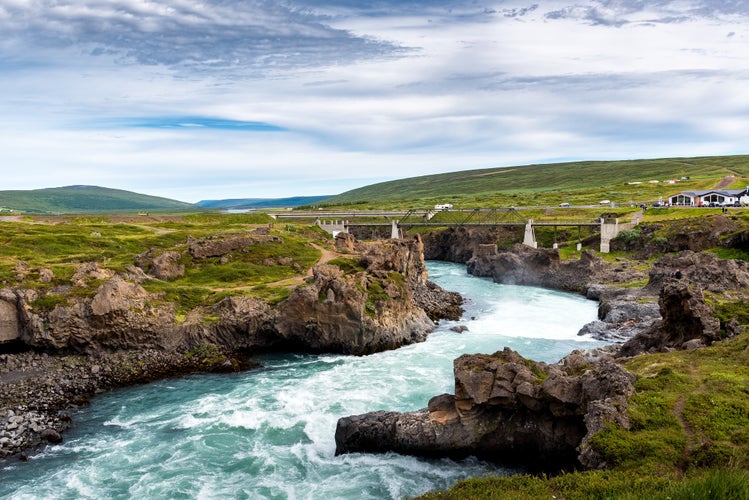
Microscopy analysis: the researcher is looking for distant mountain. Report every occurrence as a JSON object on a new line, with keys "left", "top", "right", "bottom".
{"left": 0, "top": 185, "right": 195, "bottom": 214}
{"left": 196, "top": 195, "right": 332, "bottom": 209}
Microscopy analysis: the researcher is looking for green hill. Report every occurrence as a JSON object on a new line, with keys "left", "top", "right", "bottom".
{"left": 0, "top": 185, "right": 196, "bottom": 214}
{"left": 326, "top": 155, "right": 749, "bottom": 207}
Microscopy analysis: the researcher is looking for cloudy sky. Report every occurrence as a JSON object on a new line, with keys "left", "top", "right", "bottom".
{"left": 2, "top": 1, "right": 748, "bottom": 203}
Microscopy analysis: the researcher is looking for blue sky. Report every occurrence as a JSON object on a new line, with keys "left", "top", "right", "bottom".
{"left": 1, "top": 1, "right": 748, "bottom": 203}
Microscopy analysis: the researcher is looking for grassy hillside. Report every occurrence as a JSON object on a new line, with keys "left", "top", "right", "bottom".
{"left": 0, "top": 185, "right": 195, "bottom": 214}
{"left": 326, "top": 155, "right": 749, "bottom": 208}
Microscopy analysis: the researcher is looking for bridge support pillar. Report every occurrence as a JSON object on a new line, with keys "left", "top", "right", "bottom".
{"left": 523, "top": 220, "right": 537, "bottom": 248}
{"left": 391, "top": 220, "right": 401, "bottom": 239}
{"left": 600, "top": 218, "right": 637, "bottom": 253}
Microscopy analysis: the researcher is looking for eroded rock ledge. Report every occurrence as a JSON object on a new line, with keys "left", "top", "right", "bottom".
{"left": 0, "top": 233, "right": 462, "bottom": 460}
{"left": 335, "top": 347, "right": 635, "bottom": 471}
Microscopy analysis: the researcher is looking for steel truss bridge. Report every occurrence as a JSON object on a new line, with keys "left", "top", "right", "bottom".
{"left": 272, "top": 208, "right": 627, "bottom": 252}
{"left": 273, "top": 208, "right": 602, "bottom": 229}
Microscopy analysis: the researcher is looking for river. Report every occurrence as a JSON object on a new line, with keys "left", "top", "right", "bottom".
{"left": 0, "top": 261, "right": 604, "bottom": 499}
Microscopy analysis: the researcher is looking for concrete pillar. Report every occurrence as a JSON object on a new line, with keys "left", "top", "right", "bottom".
{"left": 391, "top": 220, "right": 400, "bottom": 239}
{"left": 523, "top": 220, "right": 537, "bottom": 248}
{"left": 600, "top": 218, "right": 619, "bottom": 253}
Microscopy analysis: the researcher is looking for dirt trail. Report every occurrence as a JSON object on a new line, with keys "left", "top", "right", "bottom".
{"left": 714, "top": 175, "right": 736, "bottom": 189}
{"left": 210, "top": 242, "right": 347, "bottom": 291}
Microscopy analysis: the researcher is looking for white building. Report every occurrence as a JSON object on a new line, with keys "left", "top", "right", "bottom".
{"left": 668, "top": 188, "right": 749, "bottom": 207}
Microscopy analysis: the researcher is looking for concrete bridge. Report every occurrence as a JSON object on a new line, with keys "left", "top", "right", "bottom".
{"left": 273, "top": 208, "right": 638, "bottom": 253}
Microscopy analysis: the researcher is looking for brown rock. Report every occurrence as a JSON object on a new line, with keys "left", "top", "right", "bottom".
{"left": 335, "top": 347, "right": 635, "bottom": 471}
{"left": 150, "top": 251, "right": 185, "bottom": 280}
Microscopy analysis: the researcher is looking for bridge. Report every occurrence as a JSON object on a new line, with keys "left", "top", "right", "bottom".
{"left": 270, "top": 208, "right": 637, "bottom": 253}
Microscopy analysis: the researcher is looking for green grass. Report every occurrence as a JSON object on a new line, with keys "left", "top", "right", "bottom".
{"left": 326, "top": 257, "right": 366, "bottom": 274}
{"left": 417, "top": 468, "right": 749, "bottom": 500}
{"left": 0, "top": 213, "right": 324, "bottom": 312}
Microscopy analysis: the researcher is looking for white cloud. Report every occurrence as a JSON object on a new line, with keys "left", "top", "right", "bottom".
{"left": 1, "top": 1, "right": 748, "bottom": 203}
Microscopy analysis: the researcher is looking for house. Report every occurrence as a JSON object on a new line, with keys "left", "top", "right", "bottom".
{"left": 668, "top": 188, "right": 749, "bottom": 207}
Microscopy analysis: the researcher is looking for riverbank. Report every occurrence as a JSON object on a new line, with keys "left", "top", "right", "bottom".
{"left": 0, "top": 348, "right": 253, "bottom": 460}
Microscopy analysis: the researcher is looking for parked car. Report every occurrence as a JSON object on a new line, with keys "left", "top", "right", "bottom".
{"left": 559, "top": 202, "right": 570, "bottom": 208}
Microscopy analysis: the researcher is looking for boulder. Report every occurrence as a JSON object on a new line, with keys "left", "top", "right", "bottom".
{"left": 70, "top": 262, "right": 115, "bottom": 288}
{"left": 187, "top": 233, "right": 281, "bottom": 259}
{"left": 617, "top": 279, "right": 722, "bottom": 357}
{"left": 335, "top": 232, "right": 356, "bottom": 252}
{"left": 150, "top": 251, "right": 185, "bottom": 280}
{"left": 335, "top": 348, "right": 635, "bottom": 471}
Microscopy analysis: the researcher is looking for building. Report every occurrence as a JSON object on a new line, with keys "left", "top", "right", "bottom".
{"left": 668, "top": 188, "right": 749, "bottom": 207}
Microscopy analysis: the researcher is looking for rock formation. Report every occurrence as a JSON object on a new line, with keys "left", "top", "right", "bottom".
{"left": 617, "top": 279, "right": 723, "bottom": 356}
{"left": 336, "top": 347, "right": 635, "bottom": 471}
{"left": 275, "top": 236, "right": 458, "bottom": 354}
{"left": 1, "top": 233, "right": 458, "bottom": 357}
{"left": 577, "top": 286, "right": 660, "bottom": 342}
{"left": 645, "top": 250, "right": 749, "bottom": 293}
{"left": 421, "top": 227, "right": 520, "bottom": 263}
{"left": 466, "top": 244, "right": 615, "bottom": 292}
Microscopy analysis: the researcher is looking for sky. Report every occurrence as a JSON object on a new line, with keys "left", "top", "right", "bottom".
{"left": 1, "top": 0, "right": 749, "bottom": 203}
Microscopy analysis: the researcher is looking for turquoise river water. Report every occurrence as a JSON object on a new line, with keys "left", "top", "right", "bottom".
{"left": 1, "top": 261, "right": 604, "bottom": 499}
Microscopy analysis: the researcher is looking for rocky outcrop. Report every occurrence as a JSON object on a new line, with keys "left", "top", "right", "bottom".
{"left": 186, "top": 232, "right": 281, "bottom": 259}
{"left": 617, "top": 279, "right": 723, "bottom": 356}
{"left": 609, "top": 215, "right": 741, "bottom": 257}
{"left": 646, "top": 250, "right": 749, "bottom": 293}
{"left": 336, "top": 347, "right": 635, "bottom": 471}
{"left": 70, "top": 262, "right": 115, "bottom": 288}
{"left": 135, "top": 250, "right": 185, "bottom": 280}
{"left": 466, "top": 245, "right": 617, "bottom": 293}
{"left": 3, "top": 234, "right": 451, "bottom": 357}
{"left": 275, "top": 236, "right": 439, "bottom": 355}
{"left": 577, "top": 286, "right": 660, "bottom": 342}
{"left": 421, "top": 227, "right": 520, "bottom": 263}
{"left": 9, "top": 277, "right": 178, "bottom": 353}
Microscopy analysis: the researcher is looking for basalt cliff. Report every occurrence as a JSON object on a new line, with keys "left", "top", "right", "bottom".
{"left": 0, "top": 232, "right": 461, "bottom": 460}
